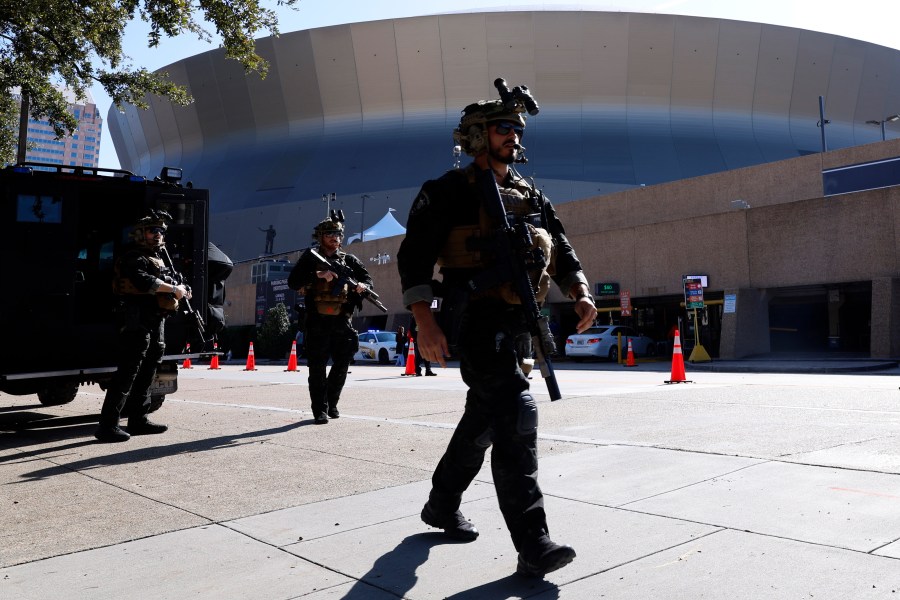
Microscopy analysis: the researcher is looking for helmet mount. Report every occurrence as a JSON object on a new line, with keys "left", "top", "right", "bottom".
{"left": 131, "top": 209, "right": 171, "bottom": 249}
{"left": 452, "top": 77, "right": 540, "bottom": 161}
{"left": 313, "top": 209, "right": 345, "bottom": 242}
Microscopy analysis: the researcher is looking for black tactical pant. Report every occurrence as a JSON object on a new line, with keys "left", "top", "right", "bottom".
{"left": 99, "top": 310, "right": 165, "bottom": 427}
{"left": 304, "top": 314, "right": 358, "bottom": 416}
{"left": 427, "top": 299, "right": 546, "bottom": 550}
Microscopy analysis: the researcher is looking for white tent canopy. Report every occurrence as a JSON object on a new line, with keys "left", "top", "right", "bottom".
{"left": 346, "top": 210, "right": 406, "bottom": 244}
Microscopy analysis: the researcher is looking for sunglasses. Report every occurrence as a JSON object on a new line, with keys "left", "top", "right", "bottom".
{"left": 148, "top": 227, "right": 166, "bottom": 235}
{"left": 323, "top": 232, "right": 343, "bottom": 238}
{"left": 493, "top": 121, "right": 524, "bottom": 137}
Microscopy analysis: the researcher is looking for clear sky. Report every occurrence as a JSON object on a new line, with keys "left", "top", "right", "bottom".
{"left": 93, "top": 0, "right": 900, "bottom": 169}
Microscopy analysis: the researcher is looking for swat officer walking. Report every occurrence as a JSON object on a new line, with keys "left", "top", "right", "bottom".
{"left": 288, "top": 217, "right": 373, "bottom": 424}
{"left": 397, "top": 82, "right": 597, "bottom": 577}
{"left": 95, "top": 210, "right": 191, "bottom": 443}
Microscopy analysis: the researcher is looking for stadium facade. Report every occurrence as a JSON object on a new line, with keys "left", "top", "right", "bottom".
{"left": 108, "top": 10, "right": 900, "bottom": 263}
{"left": 108, "top": 10, "right": 900, "bottom": 358}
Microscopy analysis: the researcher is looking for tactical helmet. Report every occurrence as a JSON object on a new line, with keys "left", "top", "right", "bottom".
{"left": 312, "top": 218, "right": 344, "bottom": 242}
{"left": 131, "top": 209, "right": 171, "bottom": 249}
{"left": 453, "top": 100, "right": 527, "bottom": 156}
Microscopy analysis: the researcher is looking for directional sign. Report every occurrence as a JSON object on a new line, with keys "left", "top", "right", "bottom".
{"left": 683, "top": 277, "right": 704, "bottom": 309}
{"left": 620, "top": 290, "right": 632, "bottom": 316}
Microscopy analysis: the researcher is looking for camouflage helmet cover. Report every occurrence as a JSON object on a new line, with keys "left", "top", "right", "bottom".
{"left": 453, "top": 100, "right": 527, "bottom": 156}
{"left": 312, "top": 218, "right": 344, "bottom": 241}
{"left": 130, "top": 209, "right": 171, "bottom": 248}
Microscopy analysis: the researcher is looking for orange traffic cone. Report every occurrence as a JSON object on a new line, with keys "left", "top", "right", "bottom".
{"left": 665, "top": 329, "right": 691, "bottom": 384}
{"left": 285, "top": 340, "right": 298, "bottom": 372}
{"left": 209, "top": 341, "right": 221, "bottom": 370}
{"left": 182, "top": 343, "right": 192, "bottom": 369}
{"left": 402, "top": 334, "right": 417, "bottom": 376}
{"left": 244, "top": 341, "right": 257, "bottom": 371}
{"left": 624, "top": 338, "right": 637, "bottom": 367}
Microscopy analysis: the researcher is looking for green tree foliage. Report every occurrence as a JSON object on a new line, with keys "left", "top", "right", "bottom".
{"left": 0, "top": 0, "right": 297, "bottom": 164}
{"left": 256, "top": 302, "right": 292, "bottom": 359}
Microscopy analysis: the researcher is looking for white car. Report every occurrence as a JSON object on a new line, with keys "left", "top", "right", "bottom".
{"left": 565, "top": 326, "right": 656, "bottom": 362}
{"left": 354, "top": 330, "right": 398, "bottom": 364}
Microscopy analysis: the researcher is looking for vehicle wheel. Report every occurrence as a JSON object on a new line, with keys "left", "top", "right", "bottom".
{"left": 378, "top": 348, "right": 390, "bottom": 365}
{"left": 37, "top": 381, "right": 80, "bottom": 406}
{"left": 608, "top": 346, "right": 619, "bottom": 362}
{"left": 645, "top": 342, "right": 656, "bottom": 357}
{"left": 148, "top": 395, "right": 165, "bottom": 413}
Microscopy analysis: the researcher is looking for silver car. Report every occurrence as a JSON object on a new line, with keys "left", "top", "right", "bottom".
{"left": 564, "top": 326, "right": 656, "bottom": 362}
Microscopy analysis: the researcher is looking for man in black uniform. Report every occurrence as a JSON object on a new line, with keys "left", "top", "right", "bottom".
{"left": 95, "top": 210, "right": 191, "bottom": 443}
{"left": 397, "top": 87, "right": 597, "bottom": 577}
{"left": 288, "top": 217, "right": 373, "bottom": 424}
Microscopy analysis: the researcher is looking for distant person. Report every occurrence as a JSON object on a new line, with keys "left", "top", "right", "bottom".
{"left": 395, "top": 325, "right": 407, "bottom": 366}
{"left": 287, "top": 217, "right": 373, "bottom": 424}
{"left": 259, "top": 224, "right": 276, "bottom": 254}
{"left": 95, "top": 210, "right": 191, "bottom": 443}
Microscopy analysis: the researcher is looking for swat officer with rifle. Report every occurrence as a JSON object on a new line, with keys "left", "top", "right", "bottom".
{"left": 287, "top": 213, "right": 375, "bottom": 424}
{"left": 95, "top": 210, "right": 192, "bottom": 443}
{"left": 397, "top": 78, "right": 597, "bottom": 578}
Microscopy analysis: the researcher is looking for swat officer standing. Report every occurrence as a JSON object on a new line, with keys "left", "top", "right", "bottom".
{"left": 397, "top": 82, "right": 597, "bottom": 577}
{"left": 288, "top": 217, "right": 373, "bottom": 424}
{"left": 95, "top": 210, "right": 191, "bottom": 443}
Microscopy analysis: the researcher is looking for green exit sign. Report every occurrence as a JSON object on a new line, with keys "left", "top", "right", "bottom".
{"left": 595, "top": 282, "right": 620, "bottom": 297}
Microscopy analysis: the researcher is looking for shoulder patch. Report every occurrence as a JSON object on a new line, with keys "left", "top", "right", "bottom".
{"left": 410, "top": 190, "right": 430, "bottom": 216}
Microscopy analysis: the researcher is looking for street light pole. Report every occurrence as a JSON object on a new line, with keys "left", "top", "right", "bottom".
{"left": 866, "top": 114, "right": 900, "bottom": 141}
{"left": 817, "top": 96, "right": 829, "bottom": 153}
{"left": 360, "top": 194, "right": 370, "bottom": 242}
{"left": 323, "top": 192, "right": 336, "bottom": 218}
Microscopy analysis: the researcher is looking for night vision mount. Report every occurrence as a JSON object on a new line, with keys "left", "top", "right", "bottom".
{"left": 494, "top": 78, "right": 540, "bottom": 116}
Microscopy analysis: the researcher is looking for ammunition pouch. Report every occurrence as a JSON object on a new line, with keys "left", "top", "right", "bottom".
{"left": 157, "top": 294, "right": 180, "bottom": 313}
{"left": 312, "top": 276, "right": 348, "bottom": 315}
{"left": 438, "top": 167, "right": 556, "bottom": 305}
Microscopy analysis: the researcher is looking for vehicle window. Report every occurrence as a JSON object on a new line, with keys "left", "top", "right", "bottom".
{"left": 587, "top": 327, "right": 608, "bottom": 335}
{"left": 377, "top": 333, "right": 393, "bottom": 343}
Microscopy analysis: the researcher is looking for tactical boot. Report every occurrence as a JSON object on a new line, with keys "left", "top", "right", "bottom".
{"left": 421, "top": 502, "right": 479, "bottom": 541}
{"left": 327, "top": 407, "right": 340, "bottom": 419}
{"left": 127, "top": 418, "right": 168, "bottom": 435}
{"left": 95, "top": 425, "right": 130, "bottom": 443}
{"left": 516, "top": 535, "right": 576, "bottom": 577}
{"left": 314, "top": 413, "right": 329, "bottom": 424}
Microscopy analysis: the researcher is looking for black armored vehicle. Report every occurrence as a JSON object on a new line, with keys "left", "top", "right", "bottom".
{"left": 0, "top": 162, "right": 228, "bottom": 408}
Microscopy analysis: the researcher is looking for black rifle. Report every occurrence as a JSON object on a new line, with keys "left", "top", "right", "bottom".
{"left": 469, "top": 169, "right": 562, "bottom": 400}
{"left": 160, "top": 245, "right": 207, "bottom": 345}
{"left": 309, "top": 248, "right": 387, "bottom": 313}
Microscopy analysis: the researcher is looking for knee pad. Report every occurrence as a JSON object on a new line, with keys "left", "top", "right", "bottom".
{"left": 516, "top": 392, "right": 538, "bottom": 436}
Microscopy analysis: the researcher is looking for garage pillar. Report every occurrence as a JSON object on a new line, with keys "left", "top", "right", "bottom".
{"left": 719, "top": 288, "right": 770, "bottom": 359}
{"left": 870, "top": 277, "right": 900, "bottom": 358}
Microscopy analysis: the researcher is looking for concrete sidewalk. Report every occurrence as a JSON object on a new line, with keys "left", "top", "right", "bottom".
{"left": 3, "top": 364, "right": 900, "bottom": 599}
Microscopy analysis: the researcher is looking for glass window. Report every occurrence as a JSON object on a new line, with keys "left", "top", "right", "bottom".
{"left": 17, "top": 194, "right": 62, "bottom": 223}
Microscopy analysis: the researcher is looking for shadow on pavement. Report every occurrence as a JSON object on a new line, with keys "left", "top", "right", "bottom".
{"left": 337, "top": 533, "right": 559, "bottom": 599}
{"left": 6, "top": 420, "right": 308, "bottom": 480}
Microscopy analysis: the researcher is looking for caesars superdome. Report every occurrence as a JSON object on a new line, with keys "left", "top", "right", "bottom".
{"left": 108, "top": 9, "right": 900, "bottom": 262}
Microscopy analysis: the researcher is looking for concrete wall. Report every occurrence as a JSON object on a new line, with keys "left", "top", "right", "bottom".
{"left": 223, "top": 139, "right": 900, "bottom": 358}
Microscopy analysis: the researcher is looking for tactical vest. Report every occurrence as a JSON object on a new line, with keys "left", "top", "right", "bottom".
{"left": 310, "top": 252, "right": 350, "bottom": 315}
{"left": 437, "top": 166, "right": 555, "bottom": 304}
{"left": 112, "top": 254, "right": 179, "bottom": 312}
